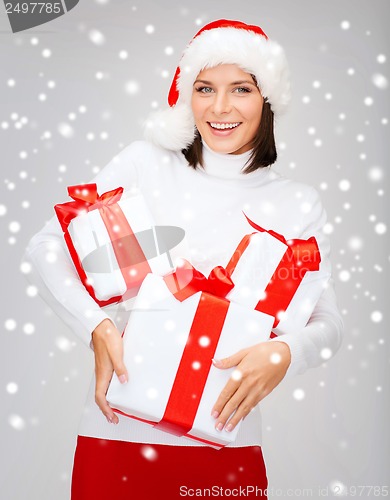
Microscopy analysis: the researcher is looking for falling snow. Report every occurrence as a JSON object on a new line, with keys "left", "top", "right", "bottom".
{"left": 1, "top": 7, "right": 387, "bottom": 495}
{"left": 6, "top": 382, "right": 18, "bottom": 394}
{"left": 374, "top": 222, "right": 386, "bottom": 234}
{"left": 26, "top": 285, "right": 38, "bottom": 297}
{"left": 372, "top": 73, "right": 388, "bottom": 89}
{"left": 320, "top": 348, "right": 333, "bottom": 360}
{"left": 125, "top": 80, "right": 140, "bottom": 95}
{"left": 5, "top": 319, "right": 17, "bottom": 331}
{"left": 338, "top": 179, "right": 351, "bottom": 191}
{"left": 20, "top": 261, "right": 32, "bottom": 274}
{"left": 370, "top": 311, "right": 383, "bottom": 323}
{"left": 270, "top": 352, "right": 282, "bottom": 364}
{"left": 231, "top": 369, "right": 242, "bottom": 381}
{"left": 140, "top": 445, "right": 158, "bottom": 461}
{"left": 56, "top": 337, "right": 73, "bottom": 352}
{"left": 58, "top": 123, "right": 74, "bottom": 138}
{"left": 293, "top": 389, "right": 305, "bottom": 401}
{"left": 368, "top": 166, "right": 383, "bottom": 182}
{"left": 88, "top": 29, "right": 106, "bottom": 46}
{"left": 364, "top": 96, "right": 374, "bottom": 106}
{"left": 9, "top": 414, "right": 26, "bottom": 430}
{"left": 23, "top": 323, "right": 35, "bottom": 335}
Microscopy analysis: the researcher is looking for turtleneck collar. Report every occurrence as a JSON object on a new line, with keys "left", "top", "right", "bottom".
{"left": 200, "top": 139, "right": 270, "bottom": 183}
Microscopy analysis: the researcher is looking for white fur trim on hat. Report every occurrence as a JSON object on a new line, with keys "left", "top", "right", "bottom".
{"left": 144, "top": 24, "right": 291, "bottom": 151}
{"left": 144, "top": 103, "right": 196, "bottom": 151}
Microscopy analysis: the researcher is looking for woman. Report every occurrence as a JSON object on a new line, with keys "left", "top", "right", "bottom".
{"left": 24, "top": 19, "right": 343, "bottom": 499}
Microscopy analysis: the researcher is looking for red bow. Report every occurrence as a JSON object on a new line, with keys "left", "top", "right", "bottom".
{"left": 163, "top": 259, "right": 234, "bottom": 302}
{"left": 67, "top": 183, "right": 123, "bottom": 206}
{"left": 55, "top": 184, "right": 124, "bottom": 232}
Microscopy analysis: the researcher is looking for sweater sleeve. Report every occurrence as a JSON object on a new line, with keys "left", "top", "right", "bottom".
{"left": 268, "top": 186, "right": 344, "bottom": 378}
{"left": 22, "top": 141, "right": 147, "bottom": 351}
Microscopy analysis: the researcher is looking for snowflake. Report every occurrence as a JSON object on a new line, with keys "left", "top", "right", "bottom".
{"left": 56, "top": 336, "right": 73, "bottom": 352}
{"left": 5, "top": 319, "right": 17, "bottom": 331}
{"left": 293, "top": 388, "right": 305, "bottom": 401}
{"left": 364, "top": 96, "right": 374, "bottom": 106}
{"left": 374, "top": 223, "right": 386, "bottom": 235}
{"left": 370, "top": 311, "right": 382, "bottom": 323}
{"left": 58, "top": 123, "right": 74, "bottom": 138}
{"left": 140, "top": 445, "right": 158, "bottom": 461}
{"left": 125, "top": 80, "right": 140, "bottom": 95}
{"left": 88, "top": 29, "right": 105, "bottom": 46}
{"left": 372, "top": 73, "right": 388, "bottom": 89}
{"left": 9, "top": 414, "right": 26, "bottom": 430}
{"left": 23, "top": 323, "right": 35, "bottom": 335}
{"left": 6, "top": 382, "right": 18, "bottom": 394}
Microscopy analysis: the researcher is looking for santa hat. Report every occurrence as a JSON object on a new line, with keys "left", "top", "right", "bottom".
{"left": 144, "top": 19, "right": 291, "bottom": 151}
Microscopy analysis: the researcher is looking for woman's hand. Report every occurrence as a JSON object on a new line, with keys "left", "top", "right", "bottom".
{"left": 91, "top": 318, "right": 129, "bottom": 425}
{"left": 211, "top": 341, "right": 291, "bottom": 433}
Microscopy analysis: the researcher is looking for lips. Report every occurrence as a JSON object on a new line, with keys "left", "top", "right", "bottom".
{"left": 207, "top": 122, "right": 242, "bottom": 136}
{"left": 209, "top": 122, "right": 241, "bottom": 130}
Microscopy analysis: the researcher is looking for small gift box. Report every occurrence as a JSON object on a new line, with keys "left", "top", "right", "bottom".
{"left": 106, "top": 266, "right": 274, "bottom": 448}
{"left": 225, "top": 216, "right": 331, "bottom": 335}
{"left": 55, "top": 184, "right": 183, "bottom": 307}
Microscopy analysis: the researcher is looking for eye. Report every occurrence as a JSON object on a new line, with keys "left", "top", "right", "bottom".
{"left": 195, "top": 86, "right": 214, "bottom": 93}
{"left": 234, "top": 87, "right": 251, "bottom": 93}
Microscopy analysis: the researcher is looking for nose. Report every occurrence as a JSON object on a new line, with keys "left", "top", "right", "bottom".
{"left": 212, "top": 92, "right": 232, "bottom": 115}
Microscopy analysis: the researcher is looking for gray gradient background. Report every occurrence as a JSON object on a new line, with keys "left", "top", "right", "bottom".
{"left": 1, "top": 1, "right": 389, "bottom": 499}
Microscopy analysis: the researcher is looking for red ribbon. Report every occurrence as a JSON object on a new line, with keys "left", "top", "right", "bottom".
{"left": 54, "top": 183, "right": 151, "bottom": 307}
{"left": 163, "top": 259, "right": 234, "bottom": 302}
{"left": 226, "top": 214, "right": 321, "bottom": 328}
{"left": 154, "top": 261, "right": 233, "bottom": 436}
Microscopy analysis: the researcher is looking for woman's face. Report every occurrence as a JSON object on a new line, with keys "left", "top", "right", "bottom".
{"left": 191, "top": 64, "right": 264, "bottom": 155}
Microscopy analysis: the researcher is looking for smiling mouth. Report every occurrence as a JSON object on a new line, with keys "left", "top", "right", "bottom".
{"left": 208, "top": 122, "right": 241, "bottom": 130}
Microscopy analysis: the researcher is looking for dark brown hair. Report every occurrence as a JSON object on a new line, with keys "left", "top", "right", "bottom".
{"left": 181, "top": 88, "right": 277, "bottom": 174}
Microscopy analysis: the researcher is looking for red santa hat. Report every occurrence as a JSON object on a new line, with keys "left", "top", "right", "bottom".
{"left": 144, "top": 19, "right": 291, "bottom": 151}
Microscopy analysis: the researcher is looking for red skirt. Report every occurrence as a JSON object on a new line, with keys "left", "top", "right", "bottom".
{"left": 71, "top": 435, "right": 268, "bottom": 499}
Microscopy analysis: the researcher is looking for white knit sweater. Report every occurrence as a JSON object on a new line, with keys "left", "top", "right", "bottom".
{"left": 23, "top": 139, "right": 343, "bottom": 447}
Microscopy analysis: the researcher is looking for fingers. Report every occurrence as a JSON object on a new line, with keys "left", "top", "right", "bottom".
{"left": 92, "top": 319, "right": 128, "bottom": 425}
{"left": 212, "top": 347, "right": 248, "bottom": 370}
{"left": 212, "top": 380, "right": 265, "bottom": 433}
{"left": 104, "top": 330, "right": 128, "bottom": 384}
{"left": 92, "top": 319, "right": 128, "bottom": 384}
{"left": 211, "top": 371, "right": 241, "bottom": 418}
{"left": 211, "top": 353, "right": 268, "bottom": 433}
{"left": 210, "top": 348, "right": 249, "bottom": 422}
{"left": 216, "top": 389, "right": 261, "bottom": 433}
{"left": 94, "top": 346, "right": 120, "bottom": 424}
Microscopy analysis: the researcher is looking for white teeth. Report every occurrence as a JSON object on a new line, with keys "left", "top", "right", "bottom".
{"left": 209, "top": 122, "right": 240, "bottom": 130}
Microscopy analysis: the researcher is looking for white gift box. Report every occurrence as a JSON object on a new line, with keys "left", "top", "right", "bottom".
{"left": 106, "top": 273, "right": 274, "bottom": 448}
{"left": 226, "top": 231, "right": 331, "bottom": 335}
{"left": 67, "top": 194, "right": 177, "bottom": 302}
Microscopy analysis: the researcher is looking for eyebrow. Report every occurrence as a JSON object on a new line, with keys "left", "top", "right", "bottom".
{"left": 193, "top": 79, "right": 257, "bottom": 86}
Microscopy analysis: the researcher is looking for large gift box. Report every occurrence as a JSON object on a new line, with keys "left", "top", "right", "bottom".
{"left": 225, "top": 217, "right": 331, "bottom": 335}
{"left": 55, "top": 184, "right": 182, "bottom": 307}
{"left": 106, "top": 266, "right": 274, "bottom": 448}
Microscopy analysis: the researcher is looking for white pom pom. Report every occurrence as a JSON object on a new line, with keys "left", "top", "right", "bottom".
{"left": 143, "top": 103, "right": 196, "bottom": 151}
